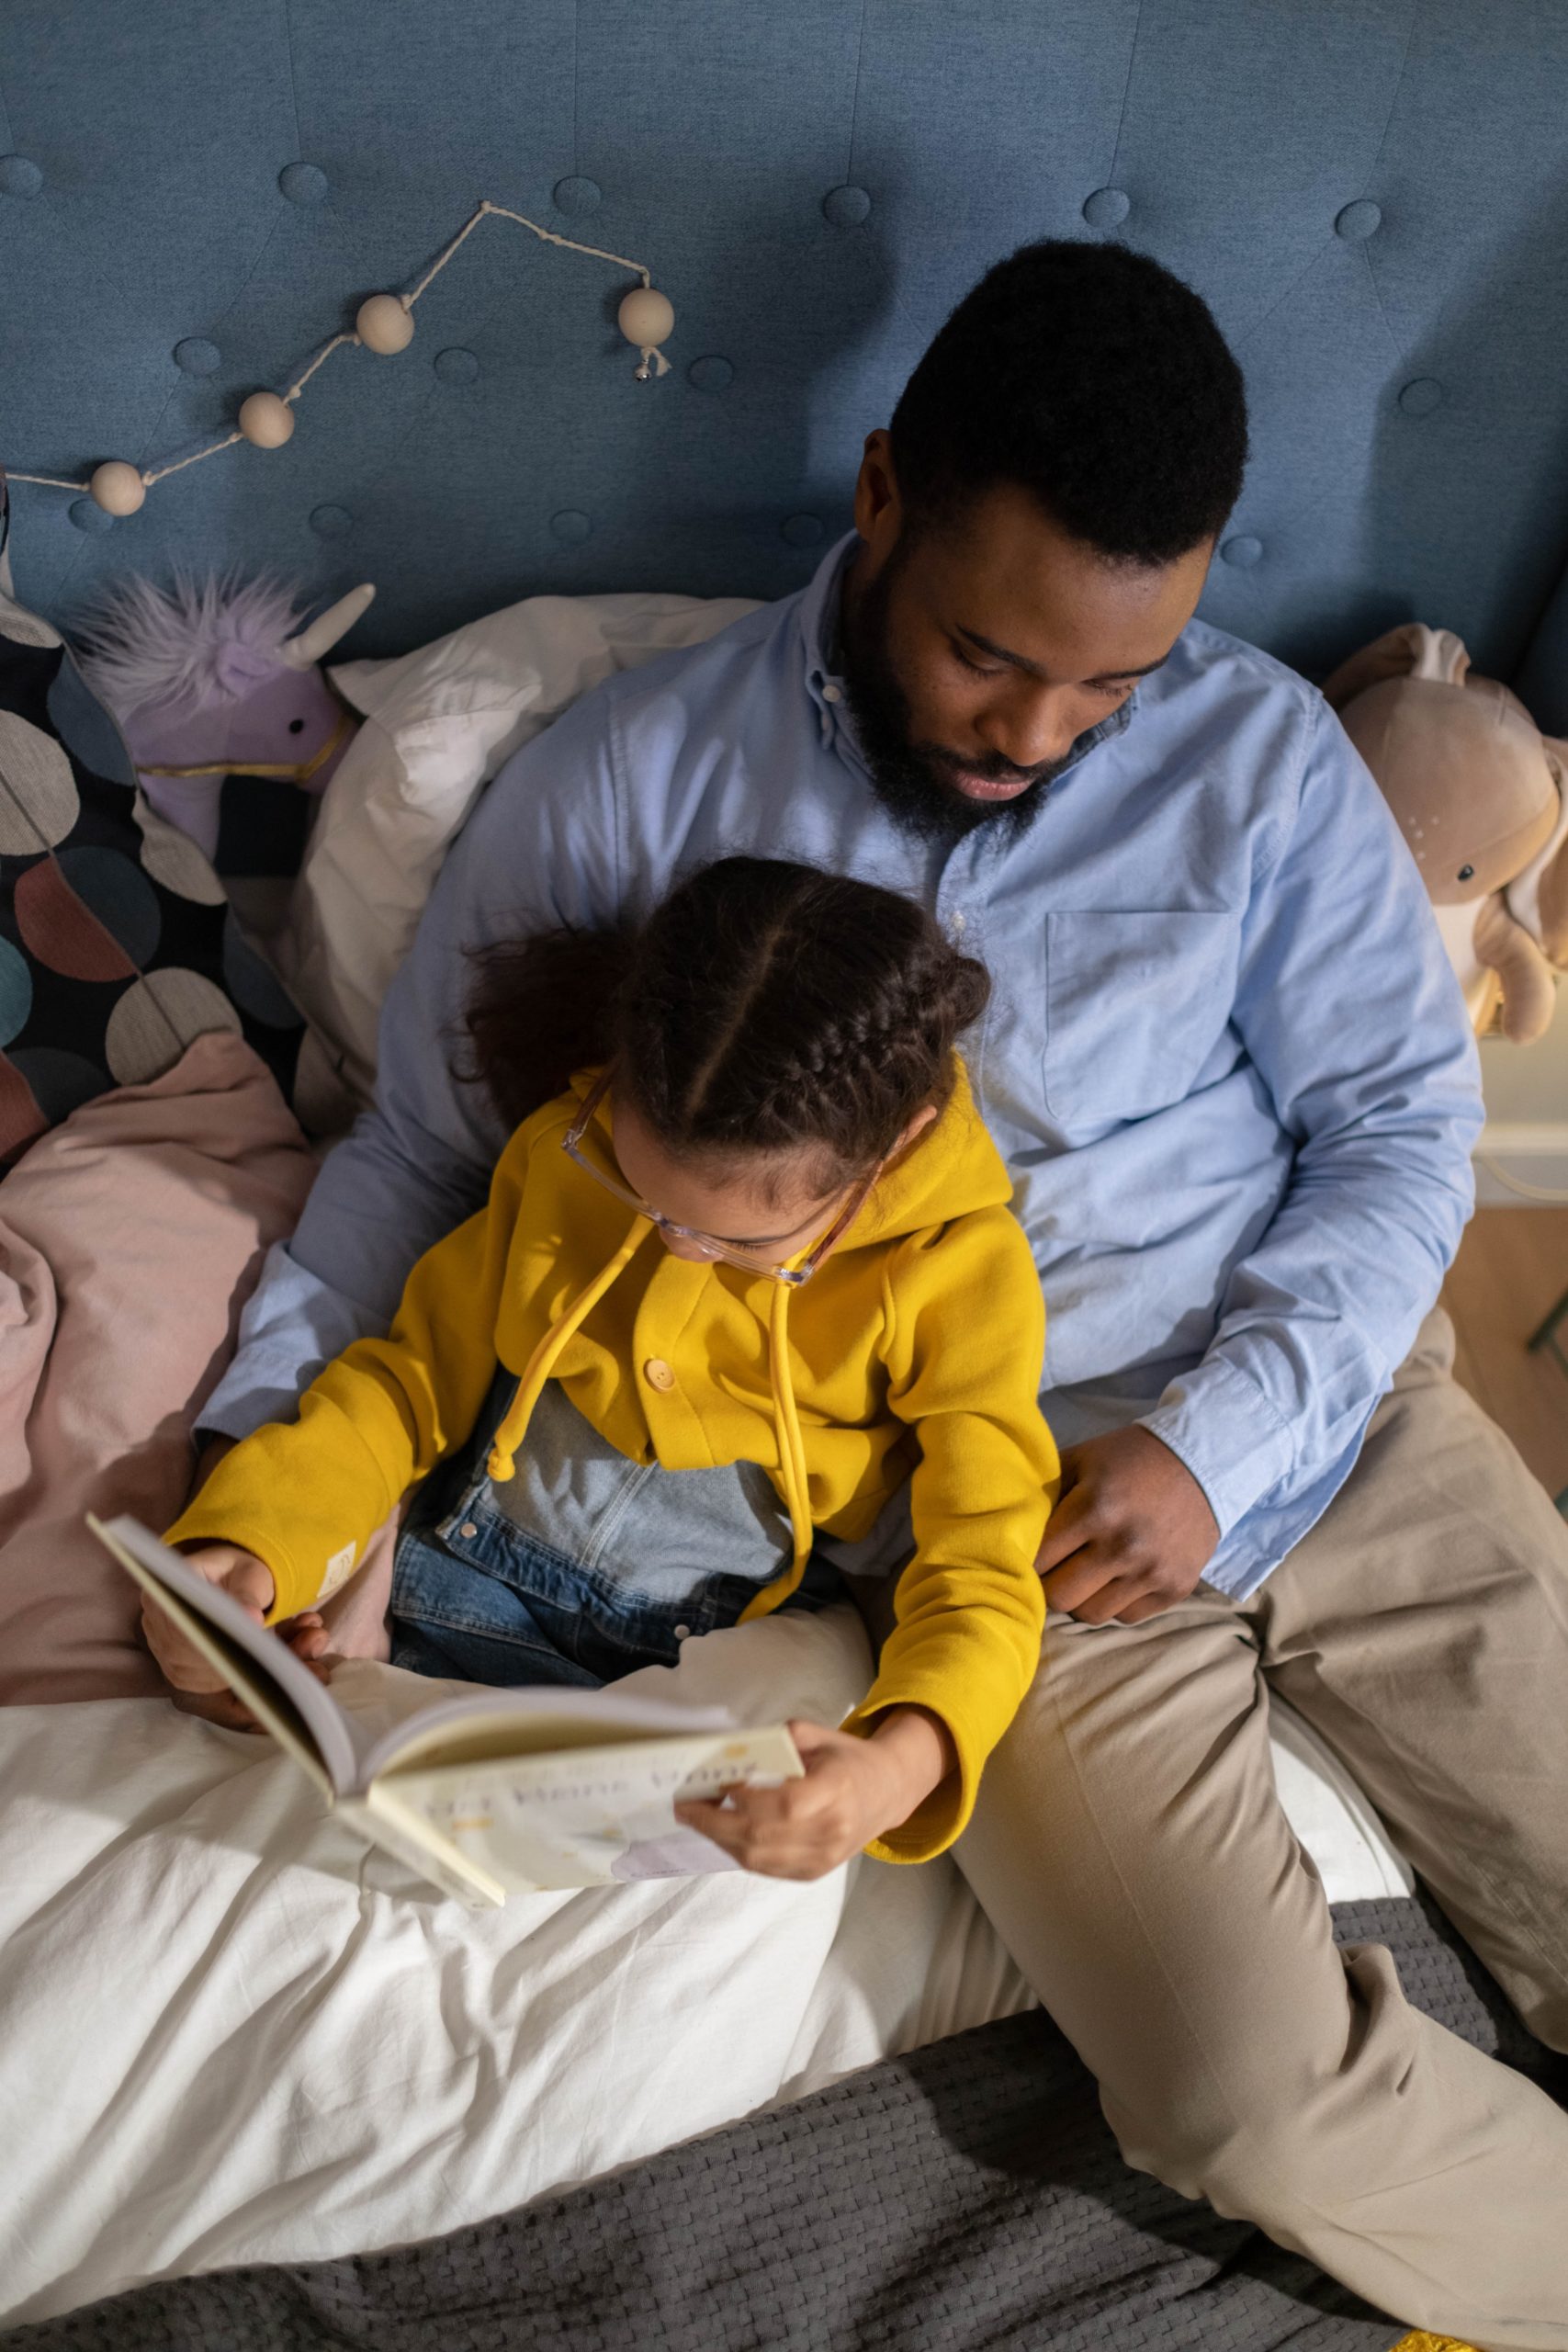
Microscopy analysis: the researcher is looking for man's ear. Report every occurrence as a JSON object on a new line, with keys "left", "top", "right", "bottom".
{"left": 852, "top": 428, "right": 901, "bottom": 546}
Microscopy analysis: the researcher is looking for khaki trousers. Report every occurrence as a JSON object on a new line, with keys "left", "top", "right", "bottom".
{"left": 954, "top": 1310, "right": 1568, "bottom": 2350}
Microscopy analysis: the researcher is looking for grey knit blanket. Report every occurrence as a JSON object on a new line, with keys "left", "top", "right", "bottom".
{"left": 9, "top": 1897, "right": 1562, "bottom": 2352}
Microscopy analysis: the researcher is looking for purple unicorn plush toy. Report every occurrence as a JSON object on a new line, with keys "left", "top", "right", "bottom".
{"left": 77, "top": 575, "right": 375, "bottom": 863}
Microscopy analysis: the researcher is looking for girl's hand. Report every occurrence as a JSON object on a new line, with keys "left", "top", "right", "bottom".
{"left": 141, "top": 1543, "right": 276, "bottom": 1693}
{"left": 675, "top": 1706, "right": 956, "bottom": 1881}
{"left": 144, "top": 1544, "right": 334, "bottom": 1731}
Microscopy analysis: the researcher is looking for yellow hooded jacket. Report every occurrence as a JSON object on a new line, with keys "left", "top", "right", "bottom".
{"left": 167, "top": 1064, "right": 1057, "bottom": 1860}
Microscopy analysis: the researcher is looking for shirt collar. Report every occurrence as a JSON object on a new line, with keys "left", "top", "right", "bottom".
{"left": 798, "top": 531, "right": 862, "bottom": 752}
{"left": 795, "top": 528, "right": 1138, "bottom": 781}
{"left": 799, "top": 532, "right": 859, "bottom": 681}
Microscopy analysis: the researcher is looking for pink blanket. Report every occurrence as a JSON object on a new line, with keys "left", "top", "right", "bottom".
{"left": 0, "top": 1034, "right": 318, "bottom": 1704}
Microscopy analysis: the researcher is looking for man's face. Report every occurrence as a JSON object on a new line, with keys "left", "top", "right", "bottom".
{"left": 839, "top": 448, "right": 1213, "bottom": 842}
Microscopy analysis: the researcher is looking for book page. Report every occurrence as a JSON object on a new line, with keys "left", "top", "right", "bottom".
{"left": 377, "top": 1724, "right": 803, "bottom": 1893}
{"left": 334, "top": 1792, "right": 507, "bottom": 1911}
{"left": 358, "top": 1685, "right": 738, "bottom": 1783}
{"left": 88, "top": 1515, "right": 364, "bottom": 1797}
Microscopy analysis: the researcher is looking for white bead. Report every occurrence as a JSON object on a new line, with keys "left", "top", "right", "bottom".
{"left": 617, "top": 287, "right": 674, "bottom": 351}
{"left": 237, "top": 391, "right": 296, "bottom": 448}
{"left": 89, "top": 460, "right": 146, "bottom": 516}
{"left": 356, "top": 293, "right": 415, "bottom": 354}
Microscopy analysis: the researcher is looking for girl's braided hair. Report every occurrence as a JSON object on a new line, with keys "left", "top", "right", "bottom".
{"left": 463, "top": 856, "right": 991, "bottom": 1182}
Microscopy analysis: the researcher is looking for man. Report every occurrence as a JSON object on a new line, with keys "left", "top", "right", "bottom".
{"left": 199, "top": 242, "right": 1568, "bottom": 2344}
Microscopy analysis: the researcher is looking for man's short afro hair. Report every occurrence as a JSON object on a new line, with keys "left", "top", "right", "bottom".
{"left": 889, "top": 239, "right": 1248, "bottom": 566}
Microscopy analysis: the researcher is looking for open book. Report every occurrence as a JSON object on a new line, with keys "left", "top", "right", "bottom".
{"left": 90, "top": 1514, "right": 802, "bottom": 1911}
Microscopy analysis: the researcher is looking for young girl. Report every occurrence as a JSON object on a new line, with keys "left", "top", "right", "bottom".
{"left": 154, "top": 857, "right": 1058, "bottom": 1878}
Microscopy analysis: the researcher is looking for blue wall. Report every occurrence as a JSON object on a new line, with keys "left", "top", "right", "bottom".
{"left": 3, "top": 0, "right": 1566, "bottom": 707}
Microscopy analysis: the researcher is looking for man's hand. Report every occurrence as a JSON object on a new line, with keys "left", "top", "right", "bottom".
{"left": 1036, "top": 1425, "right": 1219, "bottom": 1625}
{"left": 674, "top": 1706, "right": 954, "bottom": 1879}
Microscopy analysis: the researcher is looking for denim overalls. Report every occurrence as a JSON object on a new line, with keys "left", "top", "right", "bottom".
{"left": 389, "top": 1364, "right": 911, "bottom": 1689}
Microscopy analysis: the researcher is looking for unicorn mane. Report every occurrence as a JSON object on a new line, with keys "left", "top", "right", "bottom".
{"left": 75, "top": 571, "right": 307, "bottom": 715}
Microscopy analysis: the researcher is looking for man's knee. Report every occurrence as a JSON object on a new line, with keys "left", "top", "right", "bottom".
{"left": 1100, "top": 1945, "right": 1425, "bottom": 2240}
{"left": 1097, "top": 1938, "right": 1568, "bottom": 2266}
{"left": 1111, "top": 2098, "right": 1348, "bottom": 2246}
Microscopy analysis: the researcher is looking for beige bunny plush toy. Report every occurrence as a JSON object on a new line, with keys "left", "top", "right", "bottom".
{"left": 1322, "top": 624, "right": 1568, "bottom": 1042}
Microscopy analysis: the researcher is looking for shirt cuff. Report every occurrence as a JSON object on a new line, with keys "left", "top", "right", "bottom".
{"left": 194, "top": 1238, "right": 387, "bottom": 1443}
{"left": 196, "top": 1356, "right": 329, "bottom": 1444}
{"left": 1139, "top": 1352, "right": 1299, "bottom": 1541}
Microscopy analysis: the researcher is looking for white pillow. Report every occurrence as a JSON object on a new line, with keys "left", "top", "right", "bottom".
{"left": 276, "top": 590, "right": 760, "bottom": 1111}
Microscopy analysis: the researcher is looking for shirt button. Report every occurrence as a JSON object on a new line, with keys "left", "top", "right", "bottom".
{"left": 950, "top": 910, "right": 967, "bottom": 934}
{"left": 458, "top": 1521, "right": 479, "bottom": 1539}
{"left": 821, "top": 683, "right": 842, "bottom": 704}
{"left": 673, "top": 1623, "right": 693, "bottom": 1641}
{"left": 643, "top": 1357, "right": 676, "bottom": 1391}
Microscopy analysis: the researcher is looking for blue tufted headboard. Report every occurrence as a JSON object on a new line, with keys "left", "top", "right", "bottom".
{"left": 4, "top": 0, "right": 1567, "bottom": 718}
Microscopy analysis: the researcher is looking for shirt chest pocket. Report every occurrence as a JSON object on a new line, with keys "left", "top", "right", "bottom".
{"left": 1043, "top": 910, "right": 1240, "bottom": 1126}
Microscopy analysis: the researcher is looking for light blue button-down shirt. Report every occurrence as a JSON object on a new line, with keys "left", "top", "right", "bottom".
{"left": 206, "top": 535, "right": 1482, "bottom": 1599}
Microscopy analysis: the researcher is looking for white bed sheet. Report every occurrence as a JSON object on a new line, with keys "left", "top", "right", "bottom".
{"left": 0, "top": 1603, "right": 1409, "bottom": 2324}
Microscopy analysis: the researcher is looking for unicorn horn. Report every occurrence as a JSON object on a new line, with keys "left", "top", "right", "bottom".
{"left": 278, "top": 582, "right": 377, "bottom": 669}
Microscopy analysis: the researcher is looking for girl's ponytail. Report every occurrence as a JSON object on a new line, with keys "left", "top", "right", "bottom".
{"left": 462, "top": 924, "right": 635, "bottom": 1133}
{"left": 462, "top": 857, "right": 992, "bottom": 1177}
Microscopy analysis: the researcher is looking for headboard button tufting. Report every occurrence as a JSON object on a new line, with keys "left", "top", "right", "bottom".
{"left": 278, "top": 163, "right": 329, "bottom": 206}
{"left": 1398, "top": 378, "right": 1444, "bottom": 416}
{"left": 821, "top": 186, "right": 872, "bottom": 227}
{"left": 1082, "top": 187, "right": 1131, "bottom": 229}
{"left": 1334, "top": 199, "right": 1382, "bottom": 241}
{"left": 173, "top": 338, "right": 221, "bottom": 378}
{"left": 309, "top": 505, "right": 354, "bottom": 539}
{"left": 688, "top": 355, "right": 734, "bottom": 391}
{"left": 550, "top": 511, "right": 593, "bottom": 544}
{"left": 1221, "top": 536, "right": 1264, "bottom": 569}
{"left": 0, "top": 156, "right": 43, "bottom": 199}
{"left": 553, "top": 176, "right": 602, "bottom": 215}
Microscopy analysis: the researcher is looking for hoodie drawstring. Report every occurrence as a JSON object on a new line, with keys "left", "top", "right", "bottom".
{"left": 483, "top": 1215, "right": 814, "bottom": 1623}
{"left": 737, "top": 1282, "right": 814, "bottom": 1623}
{"left": 486, "top": 1219, "right": 652, "bottom": 1481}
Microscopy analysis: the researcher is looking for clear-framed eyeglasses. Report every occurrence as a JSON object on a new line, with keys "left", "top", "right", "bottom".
{"left": 561, "top": 1068, "right": 876, "bottom": 1289}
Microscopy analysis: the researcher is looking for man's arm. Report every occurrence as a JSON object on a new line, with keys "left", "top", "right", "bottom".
{"left": 1041, "top": 694, "right": 1482, "bottom": 1619}
{"left": 199, "top": 691, "right": 624, "bottom": 1442}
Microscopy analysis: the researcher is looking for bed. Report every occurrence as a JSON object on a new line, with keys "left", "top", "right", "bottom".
{"left": 2, "top": 0, "right": 1566, "bottom": 2338}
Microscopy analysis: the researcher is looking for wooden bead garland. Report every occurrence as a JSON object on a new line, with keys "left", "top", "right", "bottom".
{"left": 355, "top": 294, "right": 415, "bottom": 355}
{"left": 237, "top": 391, "right": 296, "bottom": 447}
{"left": 87, "top": 460, "right": 148, "bottom": 515}
{"left": 14, "top": 196, "right": 675, "bottom": 516}
{"left": 617, "top": 287, "right": 675, "bottom": 379}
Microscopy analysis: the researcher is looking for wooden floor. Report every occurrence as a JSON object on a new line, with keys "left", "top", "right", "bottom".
{"left": 1441, "top": 1208, "right": 1568, "bottom": 1500}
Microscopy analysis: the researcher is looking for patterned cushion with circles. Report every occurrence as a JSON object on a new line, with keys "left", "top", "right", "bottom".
{"left": 0, "top": 576, "right": 304, "bottom": 1161}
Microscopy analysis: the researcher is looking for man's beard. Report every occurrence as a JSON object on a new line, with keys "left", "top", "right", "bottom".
{"left": 837, "top": 554, "right": 1072, "bottom": 845}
